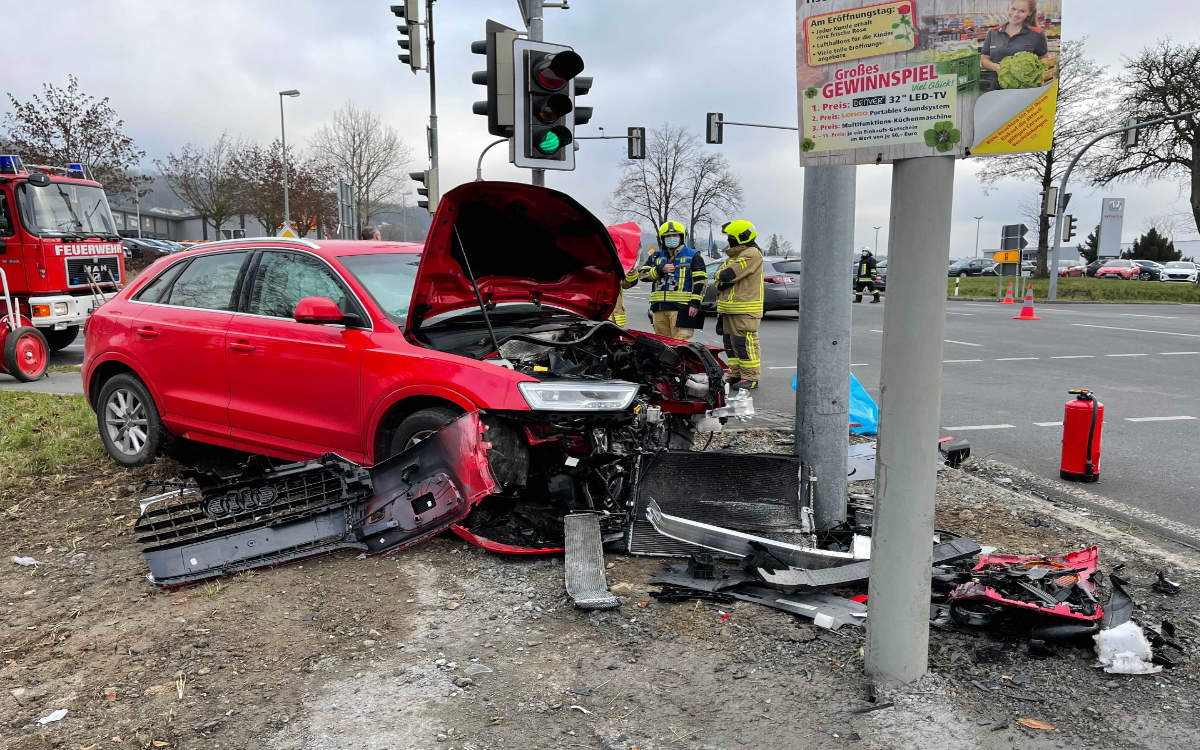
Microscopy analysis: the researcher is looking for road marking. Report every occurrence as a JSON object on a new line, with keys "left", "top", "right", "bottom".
{"left": 1050, "top": 355, "right": 1093, "bottom": 359}
{"left": 944, "top": 424, "right": 1015, "bottom": 431}
{"left": 851, "top": 363, "right": 870, "bottom": 367}
{"left": 1034, "top": 421, "right": 1063, "bottom": 427}
{"left": 870, "top": 329, "right": 884, "bottom": 333}
{"left": 946, "top": 312, "right": 974, "bottom": 316}
{"left": 1125, "top": 416, "right": 1196, "bottom": 423}
{"left": 943, "top": 359, "right": 983, "bottom": 363}
{"left": 1104, "top": 353, "right": 1148, "bottom": 357}
{"left": 995, "top": 356, "right": 1039, "bottom": 361}
{"left": 1161, "top": 351, "right": 1200, "bottom": 355}
{"left": 944, "top": 339, "right": 982, "bottom": 347}
{"left": 1072, "top": 323, "right": 1200, "bottom": 339}
{"left": 1119, "top": 313, "right": 1176, "bottom": 319}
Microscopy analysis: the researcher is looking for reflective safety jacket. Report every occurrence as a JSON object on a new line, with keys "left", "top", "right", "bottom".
{"left": 640, "top": 245, "right": 707, "bottom": 313}
{"left": 855, "top": 255, "right": 878, "bottom": 281}
{"left": 714, "top": 243, "right": 764, "bottom": 318}
{"left": 610, "top": 270, "right": 640, "bottom": 327}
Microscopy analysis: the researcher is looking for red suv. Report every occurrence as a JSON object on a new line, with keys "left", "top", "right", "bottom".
{"left": 83, "top": 182, "right": 739, "bottom": 494}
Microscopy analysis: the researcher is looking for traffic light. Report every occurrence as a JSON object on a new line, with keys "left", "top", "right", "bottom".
{"left": 513, "top": 38, "right": 584, "bottom": 170}
{"left": 391, "top": 1, "right": 422, "bottom": 72}
{"left": 573, "top": 76, "right": 593, "bottom": 127}
{"left": 706, "top": 112, "right": 723, "bottom": 144}
{"left": 471, "top": 20, "right": 521, "bottom": 137}
{"left": 1123, "top": 117, "right": 1139, "bottom": 148}
{"left": 627, "top": 127, "right": 645, "bottom": 160}
{"left": 1042, "top": 186, "right": 1058, "bottom": 217}
{"left": 410, "top": 168, "right": 439, "bottom": 213}
{"left": 1063, "top": 214, "right": 1078, "bottom": 243}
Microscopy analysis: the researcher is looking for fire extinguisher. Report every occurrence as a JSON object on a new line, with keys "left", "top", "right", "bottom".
{"left": 1060, "top": 388, "right": 1103, "bottom": 482}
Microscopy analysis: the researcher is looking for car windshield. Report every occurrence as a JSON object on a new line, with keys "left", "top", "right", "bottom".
{"left": 339, "top": 253, "right": 421, "bottom": 322}
{"left": 17, "top": 181, "right": 117, "bottom": 236}
{"left": 1165, "top": 262, "right": 1193, "bottom": 268}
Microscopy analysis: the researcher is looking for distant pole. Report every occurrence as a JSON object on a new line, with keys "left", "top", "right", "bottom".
{"left": 973, "top": 216, "right": 983, "bottom": 258}
{"left": 796, "top": 165, "right": 855, "bottom": 530}
{"left": 873, "top": 225, "right": 881, "bottom": 251}
{"left": 426, "top": 0, "right": 438, "bottom": 174}
{"left": 278, "top": 89, "right": 301, "bottom": 232}
{"left": 866, "top": 155, "right": 955, "bottom": 683}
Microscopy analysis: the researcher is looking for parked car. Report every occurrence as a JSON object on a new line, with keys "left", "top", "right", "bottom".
{"left": 1130, "top": 259, "right": 1164, "bottom": 281}
{"left": 1057, "top": 260, "right": 1085, "bottom": 277}
{"left": 1084, "top": 259, "right": 1106, "bottom": 278}
{"left": 1021, "top": 260, "right": 1036, "bottom": 276}
{"left": 82, "top": 181, "right": 737, "bottom": 520}
{"left": 1096, "top": 259, "right": 1139, "bottom": 279}
{"left": 1160, "top": 261, "right": 1199, "bottom": 283}
{"left": 948, "top": 258, "right": 993, "bottom": 277}
{"left": 701, "top": 256, "right": 801, "bottom": 312}
{"left": 873, "top": 256, "right": 887, "bottom": 290}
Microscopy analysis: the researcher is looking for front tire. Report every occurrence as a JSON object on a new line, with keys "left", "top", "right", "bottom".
{"left": 1139, "top": 271, "right": 1152, "bottom": 281}
{"left": 43, "top": 325, "right": 79, "bottom": 352}
{"left": 388, "top": 406, "right": 463, "bottom": 457}
{"left": 2, "top": 327, "right": 49, "bottom": 382}
{"left": 97, "top": 373, "right": 166, "bottom": 466}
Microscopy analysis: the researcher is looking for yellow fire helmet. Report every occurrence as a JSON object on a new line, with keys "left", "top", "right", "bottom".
{"left": 657, "top": 220, "right": 687, "bottom": 240}
{"left": 722, "top": 219, "right": 757, "bottom": 246}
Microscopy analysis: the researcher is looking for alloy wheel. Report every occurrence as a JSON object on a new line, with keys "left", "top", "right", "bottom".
{"left": 104, "top": 387, "right": 150, "bottom": 457}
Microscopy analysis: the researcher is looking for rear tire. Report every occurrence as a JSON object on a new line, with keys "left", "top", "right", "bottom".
{"left": 43, "top": 325, "right": 79, "bottom": 352}
{"left": 97, "top": 373, "right": 166, "bottom": 466}
{"left": 3, "top": 326, "right": 49, "bottom": 382}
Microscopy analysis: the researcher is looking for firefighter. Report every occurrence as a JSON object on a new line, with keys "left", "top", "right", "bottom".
{"left": 640, "top": 220, "right": 706, "bottom": 339}
{"left": 714, "top": 219, "right": 764, "bottom": 389}
{"left": 853, "top": 246, "right": 880, "bottom": 303}
{"left": 610, "top": 268, "right": 640, "bottom": 327}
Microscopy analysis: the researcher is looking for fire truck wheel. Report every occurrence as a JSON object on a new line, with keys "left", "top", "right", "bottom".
{"left": 97, "top": 373, "right": 166, "bottom": 466}
{"left": 43, "top": 325, "right": 79, "bottom": 352}
{"left": 2, "top": 327, "right": 49, "bottom": 382}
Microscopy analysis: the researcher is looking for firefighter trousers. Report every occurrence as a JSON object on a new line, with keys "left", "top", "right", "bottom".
{"left": 853, "top": 278, "right": 880, "bottom": 302}
{"left": 651, "top": 310, "right": 694, "bottom": 340}
{"left": 720, "top": 313, "right": 760, "bottom": 381}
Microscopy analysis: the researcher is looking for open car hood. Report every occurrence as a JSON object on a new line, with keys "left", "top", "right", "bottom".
{"left": 407, "top": 181, "right": 621, "bottom": 331}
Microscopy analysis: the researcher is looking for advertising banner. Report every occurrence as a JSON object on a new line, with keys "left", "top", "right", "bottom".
{"left": 796, "top": 0, "right": 1061, "bottom": 166}
{"left": 1097, "top": 197, "right": 1125, "bottom": 259}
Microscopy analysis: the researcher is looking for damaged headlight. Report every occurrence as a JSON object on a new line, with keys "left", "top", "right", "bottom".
{"left": 518, "top": 381, "right": 638, "bottom": 411}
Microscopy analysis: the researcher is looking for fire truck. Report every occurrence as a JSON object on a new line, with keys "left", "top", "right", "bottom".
{"left": 0, "top": 155, "right": 125, "bottom": 381}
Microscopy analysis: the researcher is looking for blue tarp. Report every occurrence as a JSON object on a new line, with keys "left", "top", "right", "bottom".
{"left": 792, "top": 372, "right": 879, "bottom": 435}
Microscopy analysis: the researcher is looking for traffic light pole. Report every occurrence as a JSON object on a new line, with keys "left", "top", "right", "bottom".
{"left": 523, "top": 0, "right": 545, "bottom": 186}
{"left": 1048, "top": 107, "right": 1200, "bottom": 300}
{"left": 425, "top": 0, "right": 439, "bottom": 174}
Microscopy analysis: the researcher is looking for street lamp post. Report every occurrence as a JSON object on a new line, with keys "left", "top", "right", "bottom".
{"left": 973, "top": 216, "right": 983, "bottom": 258}
{"left": 279, "top": 89, "right": 300, "bottom": 234}
{"left": 872, "top": 225, "right": 881, "bottom": 251}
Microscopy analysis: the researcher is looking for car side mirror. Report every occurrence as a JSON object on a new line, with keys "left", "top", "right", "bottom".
{"left": 294, "top": 296, "right": 345, "bottom": 325}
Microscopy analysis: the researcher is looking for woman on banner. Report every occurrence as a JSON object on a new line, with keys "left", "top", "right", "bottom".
{"left": 979, "top": 0, "right": 1055, "bottom": 92}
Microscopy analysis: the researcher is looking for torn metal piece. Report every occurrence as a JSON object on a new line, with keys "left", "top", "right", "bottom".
{"left": 756, "top": 536, "right": 981, "bottom": 590}
{"left": 645, "top": 499, "right": 865, "bottom": 569}
{"left": 650, "top": 564, "right": 757, "bottom": 593}
{"left": 728, "top": 586, "right": 868, "bottom": 630}
{"left": 564, "top": 514, "right": 619, "bottom": 610}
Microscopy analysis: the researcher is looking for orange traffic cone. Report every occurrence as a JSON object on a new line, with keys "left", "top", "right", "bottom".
{"left": 999, "top": 282, "right": 1015, "bottom": 304}
{"left": 1013, "top": 290, "right": 1040, "bottom": 320}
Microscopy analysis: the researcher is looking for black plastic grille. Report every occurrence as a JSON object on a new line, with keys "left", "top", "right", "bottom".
{"left": 65, "top": 257, "right": 120, "bottom": 287}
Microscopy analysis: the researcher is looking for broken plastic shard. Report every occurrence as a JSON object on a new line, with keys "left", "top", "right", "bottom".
{"left": 464, "top": 663, "right": 493, "bottom": 676}
{"left": 1094, "top": 621, "right": 1162, "bottom": 675}
{"left": 10, "top": 556, "right": 39, "bottom": 567}
{"left": 36, "top": 708, "right": 68, "bottom": 724}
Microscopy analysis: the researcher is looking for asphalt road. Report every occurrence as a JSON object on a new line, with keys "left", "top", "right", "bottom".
{"left": 622, "top": 287, "right": 1200, "bottom": 529}
{"left": 7, "top": 297, "right": 1199, "bottom": 529}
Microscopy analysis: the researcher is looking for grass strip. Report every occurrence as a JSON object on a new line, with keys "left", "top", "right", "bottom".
{"left": 0, "top": 391, "right": 106, "bottom": 481}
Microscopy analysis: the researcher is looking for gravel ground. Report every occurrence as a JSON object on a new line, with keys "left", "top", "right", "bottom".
{"left": 3, "top": 429, "right": 1198, "bottom": 749}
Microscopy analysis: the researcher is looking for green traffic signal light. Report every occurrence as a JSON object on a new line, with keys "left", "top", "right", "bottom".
{"left": 538, "top": 131, "right": 560, "bottom": 153}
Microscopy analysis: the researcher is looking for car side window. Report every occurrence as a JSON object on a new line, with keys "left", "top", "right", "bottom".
{"left": 245, "top": 251, "right": 354, "bottom": 319}
{"left": 133, "top": 261, "right": 188, "bottom": 303}
{"left": 164, "top": 251, "right": 248, "bottom": 310}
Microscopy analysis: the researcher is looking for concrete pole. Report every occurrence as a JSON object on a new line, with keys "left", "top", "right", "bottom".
{"left": 865, "top": 155, "right": 954, "bottom": 684}
{"left": 280, "top": 94, "right": 291, "bottom": 232}
{"left": 796, "top": 165, "right": 855, "bottom": 529}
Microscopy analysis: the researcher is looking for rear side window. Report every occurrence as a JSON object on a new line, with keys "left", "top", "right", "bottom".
{"left": 165, "top": 251, "right": 248, "bottom": 310}
{"left": 773, "top": 260, "right": 802, "bottom": 274}
{"left": 133, "top": 261, "right": 187, "bottom": 303}
{"left": 245, "top": 251, "right": 355, "bottom": 318}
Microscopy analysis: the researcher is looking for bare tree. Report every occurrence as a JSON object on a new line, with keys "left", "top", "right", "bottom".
{"left": 3, "top": 75, "right": 149, "bottom": 198}
{"left": 157, "top": 133, "right": 241, "bottom": 240}
{"left": 973, "top": 40, "right": 1115, "bottom": 275}
{"left": 1094, "top": 41, "right": 1200, "bottom": 238}
{"left": 230, "top": 140, "right": 336, "bottom": 237}
{"left": 310, "top": 102, "right": 413, "bottom": 230}
{"left": 610, "top": 124, "right": 742, "bottom": 242}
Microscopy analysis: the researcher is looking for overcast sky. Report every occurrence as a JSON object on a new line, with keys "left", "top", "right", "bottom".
{"left": 3, "top": 0, "right": 1196, "bottom": 254}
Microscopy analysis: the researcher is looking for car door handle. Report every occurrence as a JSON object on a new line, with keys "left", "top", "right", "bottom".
{"left": 229, "top": 341, "right": 256, "bottom": 353}
{"left": 135, "top": 326, "right": 158, "bottom": 339}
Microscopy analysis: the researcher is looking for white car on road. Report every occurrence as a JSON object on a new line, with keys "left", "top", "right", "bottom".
{"left": 1160, "top": 261, "right": 1199, "bottom": 284}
